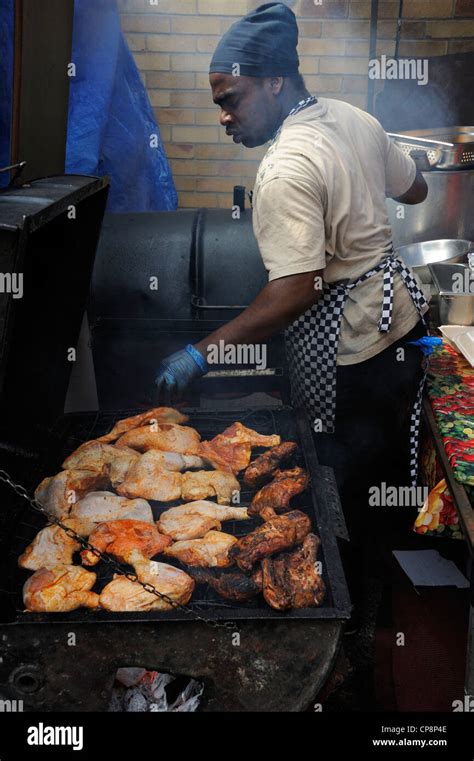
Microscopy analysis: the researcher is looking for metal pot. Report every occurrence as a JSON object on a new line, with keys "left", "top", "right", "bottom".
{"left": 429, "top": 262, "right": 474, "bottom": 327}
{"left": 395, "top": 239, "right": 473, "bottom": 283}
{"left": 387, "top": 169, "right": 474, "bottom": 248}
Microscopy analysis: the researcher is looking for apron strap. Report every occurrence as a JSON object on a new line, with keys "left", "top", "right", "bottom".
{"left": 312, "top": 284, "right": 348, "bottom": 434}
{"left": 409, "top": 360, "right": 429, "bottom": 484}
{"left": 379, "top": 259, "right": 395, "bottom": 332}
{"left": 391, "top": 255, "right": 431, "bottom": 485}
{"left": 391, "top": 256, "right": 430, "bottom": 322}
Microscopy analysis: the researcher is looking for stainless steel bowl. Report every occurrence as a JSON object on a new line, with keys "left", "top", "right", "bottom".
{"left": 396, "top": 239, "right": 473, "bottom": 283}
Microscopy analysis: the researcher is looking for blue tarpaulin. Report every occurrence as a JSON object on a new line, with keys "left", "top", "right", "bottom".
{"left": 0, "top": 0, "right": 14, "bottom": 188}
{"left": 66, "top": 0, "right": 177, "bottom": 212}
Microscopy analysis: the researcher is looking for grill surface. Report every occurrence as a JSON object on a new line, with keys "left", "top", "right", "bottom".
{"left": 1, "top": 407, "right": 350, "bottom": 624}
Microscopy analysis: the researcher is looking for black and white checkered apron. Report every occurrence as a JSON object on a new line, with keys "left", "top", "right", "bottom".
{"left": 285, "top": 252, "right": 430, "bottom": 485}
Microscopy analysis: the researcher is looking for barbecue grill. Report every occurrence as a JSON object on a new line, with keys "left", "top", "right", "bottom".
{"left": 0, "top": 177, "right": 350, "bottom": 711}
{"left": 2, "top": 407, "right": 349, "bottom": 624}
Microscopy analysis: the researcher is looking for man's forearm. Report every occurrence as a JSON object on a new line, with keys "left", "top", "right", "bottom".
{"left": 393, "top": 168, "right": 428, "bottom": 205}
{"left": 194, "top": 270, "right": 322, "bottom": 360}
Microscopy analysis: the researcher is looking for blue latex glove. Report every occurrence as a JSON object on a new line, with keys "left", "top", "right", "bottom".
{"left": 407, "top": 336, "right": 443, "bottom": 356}
{"left": 154, "top": 345, "right": 208, "bottom": 405}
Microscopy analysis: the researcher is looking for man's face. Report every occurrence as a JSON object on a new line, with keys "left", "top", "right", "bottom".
{"left": 209, "top": 73, "right": 282, "bottom": 148}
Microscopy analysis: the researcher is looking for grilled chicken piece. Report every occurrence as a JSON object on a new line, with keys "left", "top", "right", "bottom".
{"left": 181, "top": 470, "right": 240, "bottom": 505}
{"left": 164, "top": 530, "right": 237, "bottom": 568}
{"left": 162, "top": 512, "right": 221, "bottom": 541}
{"left": 109, "top": 450, "right": 141, "bottom": 487}
{"left": 219, "top": 423, "right": 281, "bottom": 448}
{"left": 189, "top": 567, "right": 262, "bottom": 602}
{"left": 34, "top": 468, "right": 110, "bottom": 519}
{"left": 158, "top": 501, "right": 249, "bottom": 540}
{"left": 18, "top": 523, "right": 83, "bottom": 570}
{"left": 81, "top": 520, "right": 171, "bottom": 566}
{"left": 198, "top": 441, "right": 252, "bottom": 474}
{"left": 248, "top": 467, "right": 309, "bottom": 520}
{"left": 229, "top": 510, "right": 311, "bottom": 572}
{"left": 133, "top": 450, "right": 205, "bottom": 472}
{"left": 116, "top": 456, "right": 239, "bottom": 504}
{"left": 262, "top": 534, "right": 326, "bottom": 611}
{"left": 116, "top": 450, "right": 205, "bottom": 502}
{"left": 66, "top": 444, "right": 204, "bottom": 489}
{"left": 99, "top": 550, "right": 194, "bottom": 612}
{"left": 96, "top": 407, "right": 189, "bottom": 444}
{"left": 23, "top": 564, "right": 99, "bottom": 612}
{"left": 199, "top": 423, "right": 280, "bottom": 474}
{"left": 115, "top": 424, "right": 201, "bottom": 455}
{"left": 244, "top": 442, "right": 298, "bottom": 489}
{"left": 62, "top": 443, "right": 140, "bottom": 487}
{"left": 69, "top": 492, "right": 154, "bottom": 535}
{"left": 117, "top": 456, "right": 183, "bottom": 502}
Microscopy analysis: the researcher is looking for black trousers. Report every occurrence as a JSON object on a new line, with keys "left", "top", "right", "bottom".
{"left": 313, "top": 320, "right": 426, "bottom": 555}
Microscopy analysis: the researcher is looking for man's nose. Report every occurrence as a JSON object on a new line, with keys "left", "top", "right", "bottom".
{"left": 219, "top": 110, "right": 233, "bottom": 128}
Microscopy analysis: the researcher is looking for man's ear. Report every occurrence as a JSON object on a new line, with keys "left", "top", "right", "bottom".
{"left": 267, "top": 77, "right": 284, "bottom": 95}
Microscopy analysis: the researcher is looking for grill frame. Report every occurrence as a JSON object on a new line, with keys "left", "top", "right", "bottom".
{"left": 1, "top": 406, "right": 351, "bottom": 625}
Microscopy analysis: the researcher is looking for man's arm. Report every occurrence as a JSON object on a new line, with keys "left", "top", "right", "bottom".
{"left": 154, "top": 270, "right": 323, "bottom": 404}
{"left": 392, "top": 167, "right": 428, "bottom": 205}
{"left": 195, "top": 270, "right": 323, "bottom": 358}
{"left": 155, "top": 172, "right": 326, "bottom": 403}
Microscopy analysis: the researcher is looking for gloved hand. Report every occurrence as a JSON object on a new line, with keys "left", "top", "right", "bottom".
{"left": 154, "top": 344, "right": 208, "bottom": 405}
{"left": 407, "top": 336, "right": 443, "bottom": 356}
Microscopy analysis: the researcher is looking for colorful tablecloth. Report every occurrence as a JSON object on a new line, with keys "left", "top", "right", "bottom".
{"left": 427, "top": 340, "right": 474, "bottom": 489}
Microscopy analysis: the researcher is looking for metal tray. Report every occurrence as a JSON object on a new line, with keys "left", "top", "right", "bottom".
{"left": 1, "top": 407, "right": 351, "bottom": 625}
{"left": 388, "top": 127, "right": 474, "bottom": 170}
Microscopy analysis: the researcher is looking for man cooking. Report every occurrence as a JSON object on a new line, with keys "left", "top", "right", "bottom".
{"left": 155, "top": 2, "right": 429, "bottom": 605}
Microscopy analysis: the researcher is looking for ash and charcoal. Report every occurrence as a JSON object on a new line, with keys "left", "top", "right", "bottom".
{"left": 108, "top": 667, "right": 204, "bottom": 712}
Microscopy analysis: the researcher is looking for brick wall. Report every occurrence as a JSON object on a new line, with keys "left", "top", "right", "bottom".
{"left": 118, "top": 0, "right": 474, "bottom": 209}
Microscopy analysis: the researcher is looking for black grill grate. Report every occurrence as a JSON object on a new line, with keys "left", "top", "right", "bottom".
{"left": 1, "top": 407, "right": 351, "bottom": 623}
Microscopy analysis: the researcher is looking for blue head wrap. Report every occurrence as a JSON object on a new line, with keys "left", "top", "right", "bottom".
{"left": 209, "top": 2, "right": 300, "bottom": 78}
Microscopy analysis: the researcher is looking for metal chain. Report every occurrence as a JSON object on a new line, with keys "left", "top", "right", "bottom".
{"left": 269, "top": 95, "right": 318, "bottom": 144}
{"left": 0, "top": 469, "right": 237, "bottom": 631}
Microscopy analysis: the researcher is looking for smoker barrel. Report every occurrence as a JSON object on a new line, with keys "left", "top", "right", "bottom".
{"left": 89, "top": 210, "right": 198, "bottom": 322}
{"left": 89, "top": 207, "right": 270, "bottom": 408}
{"left": 192, "top": 208, "right": 267, "bottom": 317}
{"left": 89, "top": 207, "right": 266, "bottom": 323}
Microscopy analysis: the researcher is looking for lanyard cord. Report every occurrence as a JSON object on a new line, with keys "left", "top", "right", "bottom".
{"left": 269, "top": 95, "right": 318, "bottom": 144}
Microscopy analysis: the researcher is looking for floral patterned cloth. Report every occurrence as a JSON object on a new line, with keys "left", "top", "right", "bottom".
{"left": 414, "top": 478, "right": 463, "bottom": 539}
{"left": 426, "top": 341, "right": 474, "bottom": 488}
{"left": 414, "top": 340, "right": 473, "bottom": 539}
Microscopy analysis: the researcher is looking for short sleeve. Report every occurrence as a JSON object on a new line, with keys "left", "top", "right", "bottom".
{"left": 383, "top": 133, "right": 417, "bottom": 199}
{"left": 252, "top": 176, "right": 326, "bottom": 282}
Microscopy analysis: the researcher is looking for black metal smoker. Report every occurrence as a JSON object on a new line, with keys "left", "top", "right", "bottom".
{"left": 0, "top": 178, "right": 350, "bottom": 712}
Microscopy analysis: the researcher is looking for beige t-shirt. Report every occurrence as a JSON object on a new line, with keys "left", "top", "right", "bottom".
{"left": 252, "top": 97, "right": 428, "bottom": 365}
